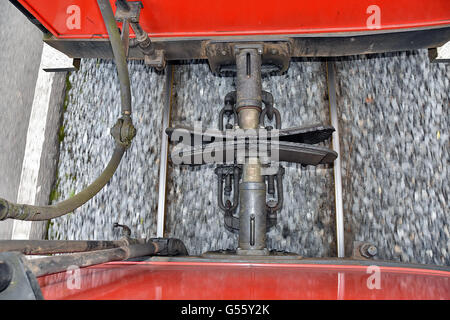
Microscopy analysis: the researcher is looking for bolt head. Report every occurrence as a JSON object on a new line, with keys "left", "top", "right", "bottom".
{"left": 367, "top": 245, "right": 378, "bottom": 256}
{"left": 360, "top": 243, "right": 378, "bottom": 258}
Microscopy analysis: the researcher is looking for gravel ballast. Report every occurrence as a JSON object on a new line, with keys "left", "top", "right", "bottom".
{"left": 49, "top": 50, "right": 449, "bottom": 266}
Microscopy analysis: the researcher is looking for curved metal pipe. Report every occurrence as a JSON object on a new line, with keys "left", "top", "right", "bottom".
{"left": 0, "top": 0, "right": 133, "bottom": 221}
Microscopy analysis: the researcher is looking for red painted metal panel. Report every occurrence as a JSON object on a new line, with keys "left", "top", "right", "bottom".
{"left": 38, "top": 261, "right": 450, "bottom": 300}
{"left": 18, "top": 0, "right": 450, "bottom": 39}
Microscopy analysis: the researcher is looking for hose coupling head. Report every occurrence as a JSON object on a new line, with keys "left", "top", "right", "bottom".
{"left": 111, "top": 116, "right": 136, "bottom": 148}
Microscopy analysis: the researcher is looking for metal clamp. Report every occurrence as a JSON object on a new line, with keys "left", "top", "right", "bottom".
{"left": 110, "top": 116, "right": 136, "bottom": 148}
{"left": 113, "top": 222, "right": 132, "bottom": 237}
{"left": 264, "top": 166, "right": 285, "bottom": 229}
{"left": 260, "top": 106, "right": 281, "bottom": 130}
{"left": 219, "top": 91, "right": 238, "bottom": 131}
{"left": 215, "top": 165, "right": 241, "bottom": 233}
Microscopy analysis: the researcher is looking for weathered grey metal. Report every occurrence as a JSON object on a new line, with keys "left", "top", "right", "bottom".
{"left": 115, "top": 1, "right": 155, "bottom": 57}
{"left": 166, "top": 124, "right": 335, "bottom": 145}
{"left": 234, "top": 47, "right": 268, "bottom": 254}
{"left": 99, "top": 0, "right": 132, "bottom": 116}
{"left": 25, "top": 242, "right": 157, "bottom": 277}
{"left": 235, "top": 46, "right": 263, "bottom": 111}
{"left": 148, "top": 238, "right": 189, "bottom": 256}
{"left": 43, "top": 26, "right": 450, "bottom": 66}
{"left": 114, "top": 0, "right": 166, "bottom": 68}
{"left": 206, "top": 41, "right": 291, "bottom": 75}
{"left": 173, "top": 140, "right": 337, "bottom": 166}
{"left": 237, "top": 181, "right": 268, "bottom": 253}
{"left": 0, "top": 240, "right": 128, "bottom": 255}
{"left": 216, "top": 166, "right": 240, "bottom": 214}
{"left": 352, "top": 241, "right": 378, "bottom": 259}
{"left": 110, "top": 118, "right": 136, "bottom": 148}
{"left": 0, "top": 260, "right": 13, "bottom": 293}
{"left": 164, "top": 40, "right": 337, "bottom": 257}
{"left": 266, "top": 166, "right": 285, "bottom": 215}
{"left": 115, "top": 0, "right": 132, "bottom": 12}
{"left": 238, "top": 108, "right": 261, "bottom": 129}
{"left": 0, "top": 252, "right": 43, "bottom": 300}
{"left": 0, "top": 237, "right": 188, "bottom": 280}
{"left": 260, "top": 106, "right": 281, "bottom": 129}
{"left": 113, "top": 222, "right": 132, "bottom": 237}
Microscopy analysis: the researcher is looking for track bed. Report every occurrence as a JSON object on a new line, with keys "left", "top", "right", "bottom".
{"left": 48, "top": 50, "right": 449, "bottom": 266}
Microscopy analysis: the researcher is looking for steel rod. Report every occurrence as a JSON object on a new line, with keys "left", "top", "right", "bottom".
{"left": 0, "top": 240, "right": 127, "bottom": 255}
{"left": 157, "top": 64, "right": 174, "bottom": 238}
{"left": 235, "top": 48, "right": 267, "bottom": 254}
{"left": 26, "top": 243, "right": 156, "bottom": 278}
{"left": 326, "top": 61, "right": 345, "bottom": 258}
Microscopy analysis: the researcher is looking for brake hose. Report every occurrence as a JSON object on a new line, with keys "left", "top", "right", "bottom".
{"left": 0, "top": 0, "right": 135, "bottom": 221}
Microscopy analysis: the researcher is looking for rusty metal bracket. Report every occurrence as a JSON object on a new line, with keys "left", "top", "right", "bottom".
{"left": 205, "top": 41, "right": 291, "bottom": 75}
{"left": 114, "top": 1, "right": 165, "bottom": 69}
{"left": 115, "top": 1, "right": 143, "bottom": 58}
{"left": 115, "top": 1, "right": 142, "bottom": 22}
{"left": 352, "top": 241, "right": 378, "bottom": 259}
{"left": 144, "top": 50, "right": 166, "bottom": 70}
